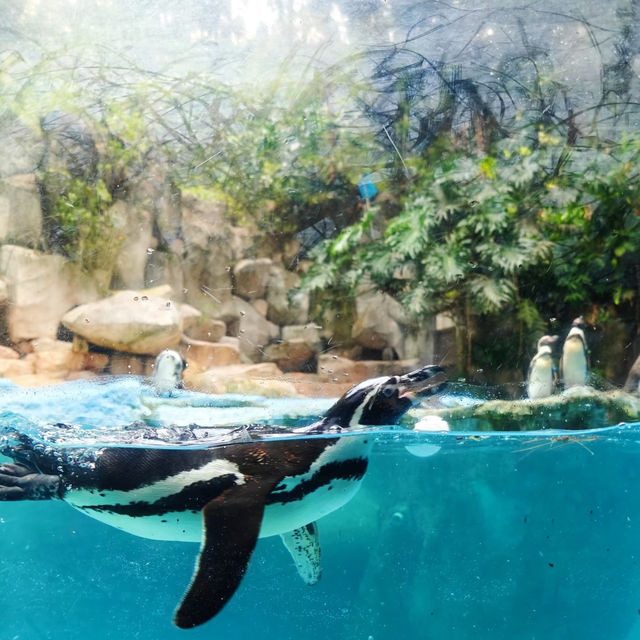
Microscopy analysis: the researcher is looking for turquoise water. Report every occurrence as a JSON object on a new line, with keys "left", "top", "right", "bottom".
{"left": 2, "top": 379, "right": 640, "bottom": 639}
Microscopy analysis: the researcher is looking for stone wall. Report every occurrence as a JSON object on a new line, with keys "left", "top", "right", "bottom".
{"left": 0, "top": 157, "right": 441, "bottom": 391}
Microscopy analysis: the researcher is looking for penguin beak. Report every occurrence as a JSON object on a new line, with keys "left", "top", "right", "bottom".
{"left": 397, "top": 365, "right": 447, "bottom": 399}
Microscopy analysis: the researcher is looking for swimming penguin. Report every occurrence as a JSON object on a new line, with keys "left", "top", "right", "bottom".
{"left": 151, "top": 349, "right": 186, "bottom": 395}
{"left": 526, "top": 335, "right": 559, "bottom": 400}
{"left": 560, "top": 317, "right": 590, "bottom": 388}
{"left": 0, "top": 364, "right": 446, "bottom": 629}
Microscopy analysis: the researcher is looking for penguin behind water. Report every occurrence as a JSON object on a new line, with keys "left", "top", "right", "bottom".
{"left": 526, "top": 335, "right": 559, "bottom": 400}
{"left": 151, "top": 349, "right": 186, "bottom": 395}
{"left": 0, "top": 364, "right": 447, "bottom": 629}
{"left": 560, "top": 316, "right": 590, "bottom": 388}
{"left": 624, "top": 354, "right": 640, "bottom": 395}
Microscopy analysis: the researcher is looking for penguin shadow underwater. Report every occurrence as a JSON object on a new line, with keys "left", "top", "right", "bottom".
{"left": 0, "top": 364, "right": 447, "bottom": 629}
{"left": 526, "top": 317, "right": 591, "bottom": 400}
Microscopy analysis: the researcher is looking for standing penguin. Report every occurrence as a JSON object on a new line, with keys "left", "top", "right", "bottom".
{"left": 527, "top": 335, "right": 559, "bottom": 400}
{"left": 624, "top": 354, "right": 640, "bottom": 395}
{"left": 560, "top": 317, "right": 590, "bottom": 388}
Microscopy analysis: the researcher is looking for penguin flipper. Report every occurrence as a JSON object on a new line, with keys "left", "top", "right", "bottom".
{"left": 173, "top": 479, "right": 277, "bottom": 629}
{"left": 280, "top": 522, "right": 322, "bottom": 585}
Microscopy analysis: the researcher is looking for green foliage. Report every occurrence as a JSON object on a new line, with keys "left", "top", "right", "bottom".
{"left": 47, "top": 177, "right": 119, "bottom": 275}
{"left": 174, "top": 66, "right": 371, "bottom": 237}
{"left": 533, "top": 135, "right": 640, "bottom": 311}
{"left": 304, "top": 134, "right": 554, "bottom": 322}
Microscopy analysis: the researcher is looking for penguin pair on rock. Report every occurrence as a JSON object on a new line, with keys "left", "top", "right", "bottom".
{"left": 526, "top": 317, "right": 590, "bottom": 400}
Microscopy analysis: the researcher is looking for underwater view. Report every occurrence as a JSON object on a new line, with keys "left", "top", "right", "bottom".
{"left": 2, "top": 375, "right": 640, "bottom": 640}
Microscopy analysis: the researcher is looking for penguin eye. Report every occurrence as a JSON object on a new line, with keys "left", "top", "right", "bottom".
{"left": 382, "top": 386, "right": 395, "bottom": 398}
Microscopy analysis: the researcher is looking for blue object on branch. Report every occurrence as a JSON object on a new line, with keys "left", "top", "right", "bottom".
{"left": 358, "top": 173, "right": 379, "bottom": 201}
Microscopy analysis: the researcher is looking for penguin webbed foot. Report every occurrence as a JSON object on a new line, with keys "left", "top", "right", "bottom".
{"left": 0, "top": 463, "right": 61, "bottom": 501}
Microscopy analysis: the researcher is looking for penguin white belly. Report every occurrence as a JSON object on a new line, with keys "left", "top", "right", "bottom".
{"left": 527, "top": 364, "right": 553, "bottom": 399}
{"left": 563, "top": 342, "right": 588, "bottom": 386}
{"left": 68, "top": 504, "right": 203, "bottom": 541}
{"left": 64, "top": 435, "right": 372, "bottom": 543}
{"left": 261, "top": 435, "right": 372, "bottom": 537}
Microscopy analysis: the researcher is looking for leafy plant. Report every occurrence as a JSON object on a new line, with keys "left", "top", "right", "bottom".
{"left": 47, "top": 177, "right": 119, "bottom": 276}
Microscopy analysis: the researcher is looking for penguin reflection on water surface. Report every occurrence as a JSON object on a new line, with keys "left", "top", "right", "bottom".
{"left": 526, "top": 335, "right": 559, "bottom": 400}
{"left": 0, "top": 364, "right": 446, "bottom": 629}
{"left": 560, "top": 317, "right": 590, "bottom": 388}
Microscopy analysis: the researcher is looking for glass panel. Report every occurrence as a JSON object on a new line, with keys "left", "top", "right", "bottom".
{"left": 1, "top": 2, "right": 640, "bottom": 639}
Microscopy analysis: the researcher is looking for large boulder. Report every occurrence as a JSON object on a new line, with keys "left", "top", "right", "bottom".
{"left": 0, "top": 245, "right": 100, "bottom": 343}
{"left": 182, "top": 336, "right": 241, "bottom": 369}
{"left": 181, "top": 195, "right": 251, "bottom": 316}
{"left": 233, "top": 258, "right": 273, "bottom": 300}
{"left": 217, "top": 296, "right": 279, "bottom": 361}
{"left": 352, "top": 292, "right": 406, "bottom": 356}
{"left": 30, "top": 338, "right": 85, "bottom": 377}
{"left": 183, "top": 315, "right": 226, "bottom": 342}
{"left": 263, "top": 338, "right": 316, "bottom": 372}
{"left": 185, "top": 362, "right": 297, "bottom": 397}
{"left": 0, "top": 174, "right": 43, "bottom": 247}
{"left": 109, "top": 200, "right": 155, "bottom": 290}
{"left": 265, "top": 265, "right": 309, "bottom": 326}
{"left": 61, "top": 290, "right": 184, "bottom": 355}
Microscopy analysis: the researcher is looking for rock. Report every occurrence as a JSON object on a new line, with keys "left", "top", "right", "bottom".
{"left": 109, "top": 353, "right": 149, "bottom": 376}
{"left": 144, "top": 249, "right": 185, "bottom": 294}
{"left": 0, "top": 245, "right": 100, "bottom": 343}
{"left": 0, "top": 356, "right": 35, "bottom": 378}
{"left": 419, "top": 387, "right": 640, "bottom": 432}
{"left": 265, "top": 265, "right": 309, "bottom": 325}
{"left": 82, "top": 352, "right": 109, "bottom": 372}
{"left": 224, "top": 296, "right": 279, "bottom": 361}
{"left": 282, "top": 324, "right": 322, "bottom": 347}
{"left": 251, "top": 299, "right": 268, "bottom": 316}
{"left": 0, "top": 174, "right": 43, "bottom": 247}
{"left": 109, "top": 200, "right": 154, "bottom": 290}
{"left": 234, "top": 258, "right": 273, "bottom": 300}
{"left": 30, "top": 338, "right": 85, "bottom": 377}
{"left": 263, "top": 339, "right": 316, "bottom": 372}
{"left": 352, "top": 292, "right": 405, "bottom": 355}
{"left": 185, "top": 362, "right": 297, "bottom": 397}
{"left": 181, "top": 195, "right": 247, "bottom": 316}
{"left": 61, "top": 290, "right": 182, "bottom": 355}
{"left": 317, "top": 355, "right": 419, "bottom": 385}
{"left": 0, "top": 345, "right": 19, "bottom": 359}
{"left": 0, "top": 278, "right": 9, "bottom": 305}
{"left": 183, "top": 338, "right": 241, "bottom": 369}
{"left": 179, "top": 303, "right": 203, "bottom": 333}
{"left": 0, "top": 115, "right": 44, "bottom": 177}
{"left": 183, "top": 316, "right": 226, "bottom": 342}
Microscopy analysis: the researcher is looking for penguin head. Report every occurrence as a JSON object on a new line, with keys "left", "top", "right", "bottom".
{"left": 536, "top": 334, "right": 559, "bottom": 354}
{"left": 321, "top": 365, "right": 447, "bottom": 429}
{"left": 152, "top": 349, "right": 186, "bottom": 395}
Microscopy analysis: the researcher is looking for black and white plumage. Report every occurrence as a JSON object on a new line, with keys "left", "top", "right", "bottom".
{"left": 560, "top": 317, "right": 590, "bottom": 388}
{"left": 0, "top": 364, "right": 446, "bottom": 629}
{"left": 527, "top": 335, "right": 558, "bottom": 400}
{"left": 151, "top": 349, "right": 186, "bottom": 395}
